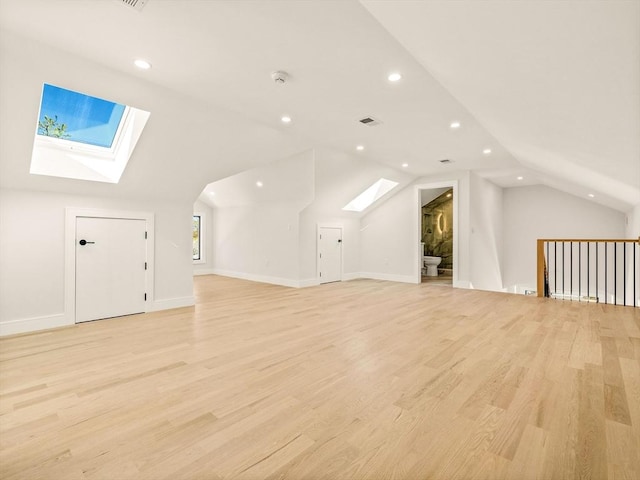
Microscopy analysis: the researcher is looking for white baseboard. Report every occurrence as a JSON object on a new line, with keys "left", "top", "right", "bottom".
{"left": 0, "top": 313, "right": 72, "bottom": 337}
{"left": 299, "top": 278, "right": 320, "bottom": 288}
{"left": 0, "top": 297, "right": 197, "bottom": 336}
{"left": 211, "top": 269, "right": 300, "bottom": 288}
{"left": 342, "top": 272, "right": 361, "bottom": 281}
{"left": 359, "top": 272, "right": 417, "bottom": 284}
{"left": 454, "top": 280, "right": 471, "bottom": 289}
{"left": 193, "top": 268, "right": 216, "bottom": 276}
{"left": 208, "top": 270, "right": 419, "bottom": 287}
{"left": 151, "top": 296, "right": 195, "bottom": 312}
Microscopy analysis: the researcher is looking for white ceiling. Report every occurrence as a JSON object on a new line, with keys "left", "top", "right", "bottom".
{"left": 362, "top": 0, "right": 640, "bottom": 209}
{"left": 421, "top": 187, "right": 450, "bottom": 207}
{"left": 200, "top": 147, "right": 416, "bottom": 219}
{"left": 200, "top": 151, "right": 316, "bottom": 209}
{"left": 0, "top": 0, "right": 637, "bottom": 211}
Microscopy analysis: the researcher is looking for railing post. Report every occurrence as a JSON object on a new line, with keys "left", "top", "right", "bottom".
{"left": 537, "top": 239, "right": 545, "bottom": 297}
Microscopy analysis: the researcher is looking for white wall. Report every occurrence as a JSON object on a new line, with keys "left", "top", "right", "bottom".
{"left": 297, "top": 148, "right": 412, "bottom": 284}
{"left": 208, "top": 147, "right": 414, "bottom": 287}
{"left": 359, "top": 185, "right": 417, "bottom": 282}
{"left": 193, "top": 200, "right": 215, "bottom": 275}
{"left": 360, "top": 171, "right": 471, "bottom": 285}
{"left": 469, "top": 173, "right": 504, "bottom": 291}
{"left": 627, "top": 203, "right": 640, "bottom": 238}
{"left": 212, "top": 203, "right": 301, "bottom": 286}
{"left": 208, "top": 151, "right": 315, "bottom": 287}
{"left": 0, "top": 29, "right": 305, "bottom": 335}
{"left": 0, "top": 188, "right": 194, "bottom": 335}
{"left": 502, "top": 185, "right": 626, "bottom": 294}
{"left": 624, "top": 203, "right": 640, "bottom": 305}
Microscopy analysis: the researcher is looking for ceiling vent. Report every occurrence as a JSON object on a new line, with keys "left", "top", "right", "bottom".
{"left": 439, "top": 159, "right": 453, "bottom": 164}
{"left": 359, "top": 116, "right": 382, "bottom": 126}
{"left": 118, "top": 0, "right": 148, "bottom": 12}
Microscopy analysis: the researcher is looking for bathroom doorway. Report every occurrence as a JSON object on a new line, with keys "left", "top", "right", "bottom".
{"left": 414, "top": 181, "right": 458, "bottom": 286}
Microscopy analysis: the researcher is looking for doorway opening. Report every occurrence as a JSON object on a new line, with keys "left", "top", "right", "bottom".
{"left": 414, "top": 182, "right": 458, "bottom": 286}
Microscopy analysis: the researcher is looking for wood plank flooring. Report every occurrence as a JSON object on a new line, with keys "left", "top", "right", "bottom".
{"left": 1, "top": 275, "right": 639, "bottom": 479}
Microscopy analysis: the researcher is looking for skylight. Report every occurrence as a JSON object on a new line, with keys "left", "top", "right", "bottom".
{"left": 30, "top": 83, "right": 150, "bottom": 183}
{"left": 342, "top": 178, "right": 399, "bottom": 212}
{"left": 38, "top": 84, "right": 126, "bottom": 148}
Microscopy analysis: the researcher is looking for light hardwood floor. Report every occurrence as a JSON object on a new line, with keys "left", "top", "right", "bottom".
{"left": 1, "top": 275, "right": 639, "bottom": 479}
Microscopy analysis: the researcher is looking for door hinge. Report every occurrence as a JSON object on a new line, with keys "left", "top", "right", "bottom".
{"left": 319, "top": 253, "right": 322, "bottom": 258}
{"left": 144, "top": 262, "right": 147, "bottom": 270}
{"left": 319, "top": 234, "right": 322, "bottom": 239}
{"left": 144, "top": 293, "right": 147, "bottom": 301}
{"left": 320, "top": 272, "right": 322, "bottom": 277}
{"left": 144, "top": 231, "right": 147, "bottom": 239}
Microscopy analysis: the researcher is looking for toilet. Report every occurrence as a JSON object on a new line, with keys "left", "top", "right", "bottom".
{"left": 423, "top": 256, "right": 442, "bottom": 276}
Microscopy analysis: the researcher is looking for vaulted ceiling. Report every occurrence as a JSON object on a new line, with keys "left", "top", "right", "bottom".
{"left": 0, "top": 0, "right": 637, "bottom": 211}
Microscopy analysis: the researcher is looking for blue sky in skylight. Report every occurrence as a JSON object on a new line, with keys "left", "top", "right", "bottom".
{"left": 38, "top": 84, "right": 126, "bottom": 148}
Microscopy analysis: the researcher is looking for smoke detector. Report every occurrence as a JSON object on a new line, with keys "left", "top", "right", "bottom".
{"left": 271, "top": 71, "right": 289, "bottom": 84}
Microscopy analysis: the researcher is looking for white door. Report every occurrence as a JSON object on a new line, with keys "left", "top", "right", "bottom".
{"left": 76, "top": 217, "right": 147, "bottom": 323}
{"left": 318, "top": 227, "right": 342, "bottom": 283}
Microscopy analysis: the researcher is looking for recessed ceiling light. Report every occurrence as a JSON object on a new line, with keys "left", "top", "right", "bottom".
{"left": 446, "top": 193, "right": 452, "bottom": 198}
{"left": 483, "top": 148, "right": 492, "bottom": 155}
{"left": 517, "top": 176, "right": 523, "bottom": 180}
{"left": 134, "top": 59, "right": 152, "bottom": 70}
{"left": 401, "top": 163, "right": 409, "bottom": 168}
{"left": 281, "top": 116, "right": 291, "bottom": 123}
{"left": 208, "top": 191, "right": 215, "bottom": 196}
{"left": 388, "top": 72, "right": 402, "bottom": 82}
{"left": 256, "top": 181, "right": 263, "bottom": 187}
{"left": 356, "top": 145, "right": 364, "bottom": 151}
{"left": 450, "top": 121, "right": 461, "bottom": 129}
{"left": 588, "top": 193, "right": 595, "bottom": 198}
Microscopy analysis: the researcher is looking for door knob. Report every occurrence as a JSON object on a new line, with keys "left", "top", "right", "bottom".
{"left": 79, "top": 239, "right": 95, "bottom": 245}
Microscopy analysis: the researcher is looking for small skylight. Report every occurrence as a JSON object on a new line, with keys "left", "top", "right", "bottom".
{"left": 30, "top": 83, "right": 150, "bottom": 183}
{"left": 38, "top": 84, "right": 126, "bottom": 148}
{"left": 342, "top": 178, "right": 399, "bottom": 212}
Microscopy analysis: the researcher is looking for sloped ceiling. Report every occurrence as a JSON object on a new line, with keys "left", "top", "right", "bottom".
{"left": 0, "top": 0, "right": 637, "bottom": 211}
{"left": 200, "top": 147, "right": 415, "bottom": 218}
{"left": 0, "top": 30, "right": 307, "bottom": 201}
{"left": 307, "top": 148, "right": 415, "bottom": 216}
{"left": 200, "top": 150, "right": 315, "bottom": 209}
{"left": 361, "top": 0, "right": 640, "bottom": 210}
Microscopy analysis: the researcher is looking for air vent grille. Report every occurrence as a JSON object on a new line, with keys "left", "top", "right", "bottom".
{"left": 119, "top": 0, "right": 148, "bottom": 12}
{"left": 359, "top": 116, "right": 381, "bottom": 126}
